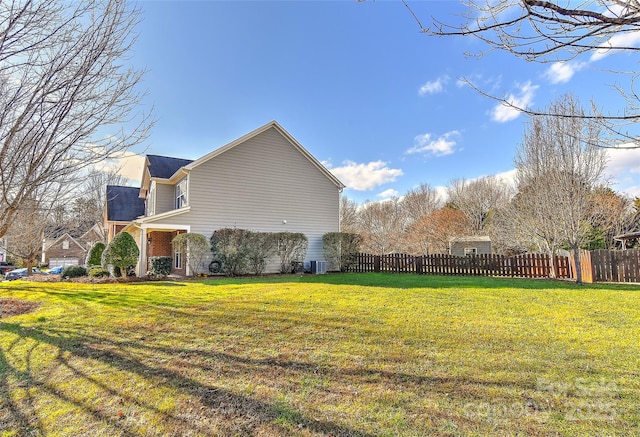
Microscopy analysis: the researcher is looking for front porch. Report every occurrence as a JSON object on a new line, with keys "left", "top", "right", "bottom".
{"left": 145, "top": 230, "right": 187, "bottom": 276}
{"left": 127, "top": 224, "right": 191, "bottom": 277}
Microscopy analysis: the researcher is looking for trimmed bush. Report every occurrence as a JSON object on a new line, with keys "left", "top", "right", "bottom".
{"left": 102, "top": 232, "right": 139, "bottom": 278}
{"left": 246, "top": 232, "right": 277, "bottom": 275}
{"left": 172, "top": 233, "right": 209, "bottom": 276}
{"left": 275, "top": 232, "right": 308, "bottom": 274}
{"left": 323, "top": 232, "right": 363, "bottom": 272}
{"left": 86, "top": 242, "right": 106, "bottom": 266}
{"left": 149, "top": 256, "right": 172, "bottom": 277}
{"left": 62, "top": 265, "right": 87, "bottom": 278}
{"left": 210, "top": 228, "right": 251, "bottom": 276}
{"left": 88, "top": 266, "right": 110, "bottom": 278}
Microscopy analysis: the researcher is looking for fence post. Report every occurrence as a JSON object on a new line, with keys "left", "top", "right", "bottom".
{"left": 374, "top": 255, "right": 380, "bottom": 272}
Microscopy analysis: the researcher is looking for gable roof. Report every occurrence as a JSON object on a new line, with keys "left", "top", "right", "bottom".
{"left": 140, "top": 155, "right": 194, "bottom": 198}
{"left": 106, "top": 185, "right": 145, "bottom": 222}
{"left": 450, "top": 236, "right": 492, "bottom": 243}
{"left": 147, "top": 155, "right": 194, "bottom": 179}
{"left": 79, "top": 223, "right": 104, "bottom": 241}
{"left": 44, "top": 232, "right": 85, "bottom": 252}
{"left": 185, "top": 121, "right": 345, "bottom": 189}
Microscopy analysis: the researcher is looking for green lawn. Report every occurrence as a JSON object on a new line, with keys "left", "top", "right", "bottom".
{"left": 1, "top": 274, "right": 639, "bottom": 436}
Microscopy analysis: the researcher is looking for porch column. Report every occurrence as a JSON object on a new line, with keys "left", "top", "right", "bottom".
{"left": 139, "top": 228, "right": 148, "bottom": 277}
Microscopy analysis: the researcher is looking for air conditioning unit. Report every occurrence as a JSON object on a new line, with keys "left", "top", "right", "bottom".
{"left": 310, "top": 260, "right": 327, "bottom": 274}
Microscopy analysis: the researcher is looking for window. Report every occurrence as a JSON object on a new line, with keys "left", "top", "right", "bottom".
{"left": 174, "top": 250, "right": 182, "bottom": 269}
{"left": 62, "top": 240, "right": 70, "bottom": 250}
{"left": 147, "top": 181, "right": 156, "bottom": 216}
{"left": 175, "top": 178, "right": 188, "bottom": 209}
{"left": 464, "top": 247, "right": 477, "bottom": 256}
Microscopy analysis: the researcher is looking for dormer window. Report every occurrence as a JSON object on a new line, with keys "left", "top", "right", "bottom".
{"left": 175, "top": 177, "right": 188, "bottom": 209}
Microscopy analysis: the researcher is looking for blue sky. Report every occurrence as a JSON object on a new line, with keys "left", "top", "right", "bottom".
{"left": 115, "top": 1, "right": 640, "bottom": 204}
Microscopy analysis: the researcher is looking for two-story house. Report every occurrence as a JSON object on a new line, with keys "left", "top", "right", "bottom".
{"left": 106, "top": 121, "right": 345, "bottom": 276}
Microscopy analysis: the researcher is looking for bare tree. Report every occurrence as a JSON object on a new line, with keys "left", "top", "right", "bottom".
{"left": 0, "top": 0, "right": 151, "bottom": 239}
{"left": 358, "top": 198, "right": 407, "bottom": 254}
{"left": 512, "top": 94, "right": 607, "bottom": 282}
{"left": 427, "top": 1, "right": 640, "bottom": 148}
{"left": 446, "top": 176, "right": 511, "bottom": 235}
{"left": 588, "top": 186, "right": 636, "bottom": 249}
{"left": 65, "top": 169, "right": 129, "bottom": 241}
{"left": 339, "top": 195, "right": 360, "bottom": 233}
{"left": 400, "top": 183, "right": 443, "bottom": 225}
{"left": 4, "top": 199, "right": 49, "bottom": 274}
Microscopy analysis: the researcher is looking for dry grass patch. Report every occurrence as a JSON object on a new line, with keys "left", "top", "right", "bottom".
{"left": 0, "top": 274, "right": 639, "bottom": 436}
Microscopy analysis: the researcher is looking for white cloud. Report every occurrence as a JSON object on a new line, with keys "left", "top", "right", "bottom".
{"left": 494, "top": 168, "right": 517, "bottom": 188}
{"left": 606, "top": 147, "right": 640, "bottom": 177}
{"left": 326, "top": 160, "right": 403, "bottom": 191}
{"left": 591, "top": 31, "right": 640, "bottom": 62}
{"left": 544, "top": 61, "right": 585, "bottom": 84}
{"left": 419, "top": 75, "right": 449, "bottom": 96}
{"left": 435, "top": 185, "right": 448, "bottom": 202}
{"left": 405, "top": 130, "right": 460, "bottom": 157}
{"left": 377, "top": 188, "right": 399, "bottom": 199}
{"left": 491, "top": 81, "right": 538, "bottom": 123}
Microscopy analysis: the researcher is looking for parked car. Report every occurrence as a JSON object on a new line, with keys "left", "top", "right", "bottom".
{"left": 4, "top": 268, "right": 27, "bottom": 280}
{"left": 47, "top": 266, "right": 64, "bottom": 275}
{"left": 0, "top": 262, "right": 15, "bottom": 276}
{"left": 4, "top": 268, "right": 43, "bottom": 281}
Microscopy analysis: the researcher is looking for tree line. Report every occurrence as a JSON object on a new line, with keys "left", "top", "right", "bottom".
{"left": 341, "top": 94, "right": 640, "bottom": 281}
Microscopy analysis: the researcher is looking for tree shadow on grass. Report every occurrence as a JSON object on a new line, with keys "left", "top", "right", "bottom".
{"left": 0, "top": 321, "right": 377, "bottom": 437}
{"left": 2, "top": 318, "right": 555, "bottom": 434}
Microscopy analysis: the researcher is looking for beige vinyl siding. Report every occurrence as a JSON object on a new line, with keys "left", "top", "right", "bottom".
{"left": 154, "top": 182, "right": 176, "bottom": 215}
{"left": 148, "top": 127, "right": 340, "bottom": 273}
{"left": 450, "top": 239, "right": 492, "bottom": 257}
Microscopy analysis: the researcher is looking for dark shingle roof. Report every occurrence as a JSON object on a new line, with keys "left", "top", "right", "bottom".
{"left": 106, "top": 185, "right": 145, "bottom": 222}
{"left": 147, "top": 155, "right": 193, "bottom": 179}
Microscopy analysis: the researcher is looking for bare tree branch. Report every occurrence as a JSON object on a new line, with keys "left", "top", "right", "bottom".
{"left": 418, "top": 0, "right": 640, "bottom": 148}
{"left": 0, "top": 0, "right": 152, "bottom": 239}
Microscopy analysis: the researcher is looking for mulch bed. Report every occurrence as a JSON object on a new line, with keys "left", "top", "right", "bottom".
{"left": 0, "top": 298, "right": 40, "bottom": 318}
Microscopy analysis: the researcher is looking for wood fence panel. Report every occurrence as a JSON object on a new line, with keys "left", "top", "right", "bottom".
{"left": 632, "top": 251, "right": 640, "bottom": 283}
{"left": 590, "top": 250, "right": 603, "bottom": 281}
{"left": 586, "top": 249, "right": 640, "bottom": 283}
{"left": 349, "top": 252, "right": 573, "bottom": 280}
{"left": 350, "top": 249, "right": 640, "bottom": 283}
{"left": 580, "top": 249, "right": 593, "bottom": 283}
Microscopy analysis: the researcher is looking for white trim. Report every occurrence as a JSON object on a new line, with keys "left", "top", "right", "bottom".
{"left": 139, "top": 206, "right": 191, "bottom": 224}
{"left": 141, "top": 223, "right": 190, "bottom": 232}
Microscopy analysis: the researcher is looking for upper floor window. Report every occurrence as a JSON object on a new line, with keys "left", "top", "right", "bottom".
{"left": 175, "top": 178, "right": 188, "bottom": 209}
{"left": 147, "top": 181, "right": 156, "bottom": 216}
{"left": 62, "top": 240, "right": 69, "bottom": 250}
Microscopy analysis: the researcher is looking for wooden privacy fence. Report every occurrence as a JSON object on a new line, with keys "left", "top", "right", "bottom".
{"left": 586, "top": 249, "right": 640, "bottom": 283}
{"left": 347, "top": 252, "right": 572, "bottom": 279}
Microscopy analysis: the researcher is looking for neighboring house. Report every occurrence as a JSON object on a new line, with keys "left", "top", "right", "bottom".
{"left": 450, "top": 236, "right": 492, "bottom": 257}
{"left": 43, "top": 233, "right": 86, "bottom": 268}
{"left": 42, "top": 224, "right": 106, "bottom": 267}
{"left": 105, "top": 121, "right": 345, "bottom": 276}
